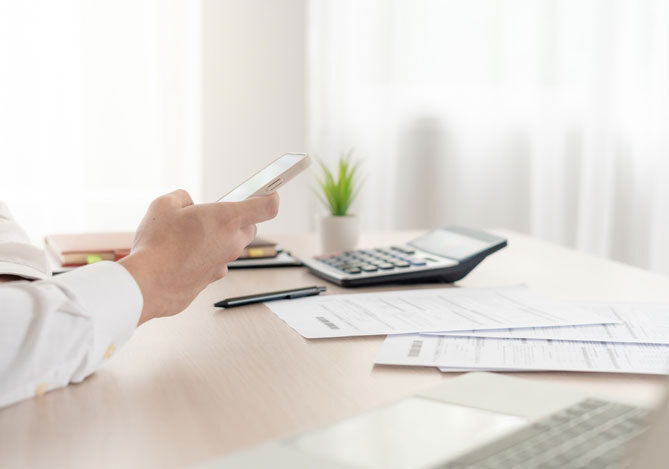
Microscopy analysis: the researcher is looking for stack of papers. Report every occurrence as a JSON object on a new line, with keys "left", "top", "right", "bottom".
{"left": 266, "top": 286, "right": 669, "bottom": 375}
{"left": 377, "top": 334, "right": 669, "bottom": 375}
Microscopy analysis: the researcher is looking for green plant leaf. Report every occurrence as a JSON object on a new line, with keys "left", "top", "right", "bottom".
{"left": 313, "top": 152, "right": 361, "bottom": 216}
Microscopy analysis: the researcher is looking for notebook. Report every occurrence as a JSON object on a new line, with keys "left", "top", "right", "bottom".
{"left": 237, "top": 237, "right": 279, "bottom": 259}
{"left": 45, "top": 232, "right": 134, "bottom": 266}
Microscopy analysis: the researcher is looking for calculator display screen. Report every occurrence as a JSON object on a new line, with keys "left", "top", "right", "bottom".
{"left": 409, "top": 229, "right": 494, "bottom": 261}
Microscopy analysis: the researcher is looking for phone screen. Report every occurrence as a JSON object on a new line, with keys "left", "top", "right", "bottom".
{"left": 220, "top": 154, "right": 305, "bottom": 202}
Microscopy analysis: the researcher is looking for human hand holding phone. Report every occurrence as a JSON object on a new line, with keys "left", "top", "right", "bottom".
{"left": 119, "top": 190, "right": 279, "bottom": 325}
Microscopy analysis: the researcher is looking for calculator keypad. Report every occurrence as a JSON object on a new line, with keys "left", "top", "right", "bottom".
{"left": 314, "top": 246, "right": 436, "bottom": 275}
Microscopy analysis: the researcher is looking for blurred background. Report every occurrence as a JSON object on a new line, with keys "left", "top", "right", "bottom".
{"left": 1, "top": 0, "right": 668, "bottom": 272}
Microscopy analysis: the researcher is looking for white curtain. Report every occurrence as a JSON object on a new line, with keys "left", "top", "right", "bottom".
{"left": 0, "top": 0, "right": 201, "bottom": 244}
{"left": 307, "top": 0, "right": 669, "bottom": 273}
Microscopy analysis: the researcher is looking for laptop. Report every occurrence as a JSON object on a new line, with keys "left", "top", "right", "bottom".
{"left": 199, "top": 372, "right": 667, "bottom": 468}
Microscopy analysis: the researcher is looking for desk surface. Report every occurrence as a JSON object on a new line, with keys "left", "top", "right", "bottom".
{"left": 2, "top": 230, "right": 669, "bottom": 468}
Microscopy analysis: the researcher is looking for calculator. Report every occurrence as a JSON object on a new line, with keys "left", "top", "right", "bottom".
{"left": 302, "top": 226, "right": 507, "bottom": 287}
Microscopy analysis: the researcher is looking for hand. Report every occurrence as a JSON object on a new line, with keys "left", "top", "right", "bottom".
{"left": 119, "top": 189, "right": 279, "bottom": 325}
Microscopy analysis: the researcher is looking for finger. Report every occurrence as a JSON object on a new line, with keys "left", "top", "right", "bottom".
{"left": 198, "top": 192, "right": 278, "bottom": 227}
{"left": 164, "top": 189, "right": 194, "bottom": 208}
{"left": 240, "top": 224, "right": 257, "bottom": 246}
{"left": 224, "top": 225, "right": 256, "bottom": 263}
{"left": 228, "top": 192, "right": 280, "bottom": 226}
{"left": 213, "top": 263, "right": 228, "bottom": 282}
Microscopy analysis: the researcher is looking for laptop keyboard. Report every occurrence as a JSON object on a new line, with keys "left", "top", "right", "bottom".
{"left": 440, "top": 398, "right": 651, "bottom": 469}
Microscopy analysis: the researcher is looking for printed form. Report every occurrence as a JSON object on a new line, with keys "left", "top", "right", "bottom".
{"left": 376, "top": 334, "right": 669, "bottom": 375}
{"left": 429, "top": 302, "right": 669, "bottom": 345}
{"left": 266, "top": 286, "right": 614, "bottom": 339}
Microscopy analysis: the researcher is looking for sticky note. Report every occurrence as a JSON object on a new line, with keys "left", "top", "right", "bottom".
{"left": 247, "top": 248, "right": 266, "bottom": 258}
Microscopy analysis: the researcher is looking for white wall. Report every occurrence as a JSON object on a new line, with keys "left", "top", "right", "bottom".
{"left": 0, "top": 0, "right": 203, "bottom": 243}
{"left": 79, "top": 0, "right": 202, "bottom": 231}
{"left": 201, "top": 0, "right": 309, "bottom": 234}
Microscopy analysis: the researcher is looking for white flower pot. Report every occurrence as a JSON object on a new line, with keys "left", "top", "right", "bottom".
{"left": 319, "top": 215, "right": 360, "bottom": 253}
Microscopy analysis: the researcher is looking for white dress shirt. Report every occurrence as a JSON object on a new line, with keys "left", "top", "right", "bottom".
{"left": 0, "top": 202, "right": 142, "bottom": 408}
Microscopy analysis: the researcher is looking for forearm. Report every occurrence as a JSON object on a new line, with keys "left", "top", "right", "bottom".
{"left": 0, "top": 262, "right": 142, "bottom": 408}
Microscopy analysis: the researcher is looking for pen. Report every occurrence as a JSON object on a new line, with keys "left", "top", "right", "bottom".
{"left": 214, "top": 285, "right": 327, "bottom": 308}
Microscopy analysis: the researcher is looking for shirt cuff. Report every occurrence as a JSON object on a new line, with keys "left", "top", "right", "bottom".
{"left": 50, "top": 261, "right": 143, "bottom": 369}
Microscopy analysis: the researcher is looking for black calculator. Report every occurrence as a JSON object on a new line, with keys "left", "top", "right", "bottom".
{"left": 302, "top": 226, "right": 507, "bottom": 287}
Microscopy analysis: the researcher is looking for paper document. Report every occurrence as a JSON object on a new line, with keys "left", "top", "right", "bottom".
{"left": 266, "top": 285, "right": 614, "bottom": 339}
{"left": 438, "top": 368, "right": 525, "bottom": 372}
{"left": 429, "top": 302, "right": 669, "bottom": 345}
{"left": 376, "top": 334, "right": 669, "bottom": 375}
{"left": 437, "top": 365, "right": 529, "bottom": 372}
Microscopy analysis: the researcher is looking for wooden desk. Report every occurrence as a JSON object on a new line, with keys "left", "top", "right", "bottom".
{"left": 2, "top": 230, "right": 669, "bottom": 468}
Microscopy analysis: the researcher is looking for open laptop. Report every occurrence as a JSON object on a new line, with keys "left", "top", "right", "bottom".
{"left": 199, "top": 372, "right": 667, "bottom": 468}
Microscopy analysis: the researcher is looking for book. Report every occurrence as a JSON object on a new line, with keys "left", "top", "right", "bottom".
{"left": 45, "top": 232, "right": 134, "bottom": 267}
{"left": 237, "top": 237, "right": 278, "bottom": 259}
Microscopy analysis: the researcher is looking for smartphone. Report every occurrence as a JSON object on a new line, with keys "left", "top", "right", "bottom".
{"left": 218, "top": 153, "right": 311, "bottom": 202}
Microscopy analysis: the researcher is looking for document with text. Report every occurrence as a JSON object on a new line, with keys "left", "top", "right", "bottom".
{"left": 376, "top": 334, "right": 669, "bottom": 375}
{"left": 428, "top": 302, "right": 669, "bottom": 345}
{"left": 266, "top": 285, "right": 615, "bottom": 339}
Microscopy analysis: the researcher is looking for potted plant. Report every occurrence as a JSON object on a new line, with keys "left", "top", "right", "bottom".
{"left": 315, "top": 152, "right": 361, "bottom": 253}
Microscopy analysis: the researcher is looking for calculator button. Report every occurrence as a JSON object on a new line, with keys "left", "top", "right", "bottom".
{"left": 408, "top": 259, "right": 427, "bottom": 266}
{"left": 392, "top": 261, "right": 410, "bottom": 268}
{"left": 344, "top": 267, "right": 361, "bottom": 274}
{"left": 361, "top": 265, "right": 378, "bottom": 272}
{"left": 377, "top": 263, "right": 394, "bottom": 270}
{"left": 391, "top": 246, "right": 415, "bottom": 254}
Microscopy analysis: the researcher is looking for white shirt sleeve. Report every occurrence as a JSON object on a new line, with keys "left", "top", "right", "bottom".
{"left": 0, "top": 202, "right": 49, "bottom": 280}
{"left": 0, "top": 202, "right": 142, "bottom": 408}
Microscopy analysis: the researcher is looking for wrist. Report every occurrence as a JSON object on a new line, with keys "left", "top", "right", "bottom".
{"left": 118, "top": 252, "right": 165, "bottom": 325}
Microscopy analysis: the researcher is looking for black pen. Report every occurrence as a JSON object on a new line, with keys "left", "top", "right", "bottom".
{"left": 214, "top": 285, "right": 327, "bottom": 308}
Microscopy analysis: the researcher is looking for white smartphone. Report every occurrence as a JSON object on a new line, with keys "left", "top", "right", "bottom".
{"left": 218, "top": 153, "right": 311, "bottom": 202}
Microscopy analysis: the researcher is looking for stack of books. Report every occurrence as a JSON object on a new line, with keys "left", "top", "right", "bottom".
{"left": 45, "top": 232, "right": 301, "bottom": 272}
{"left": 229, "top": 237, "right": 302, "bottom": 268}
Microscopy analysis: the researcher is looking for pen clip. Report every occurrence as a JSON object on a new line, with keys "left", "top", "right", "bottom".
{"left": 287, "top": 286, "right": 326, "bottom": 299}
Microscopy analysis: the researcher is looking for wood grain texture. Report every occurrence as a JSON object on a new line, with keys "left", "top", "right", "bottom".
{"left": 0, "top": 230, "right": 667, "bottom": 468}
